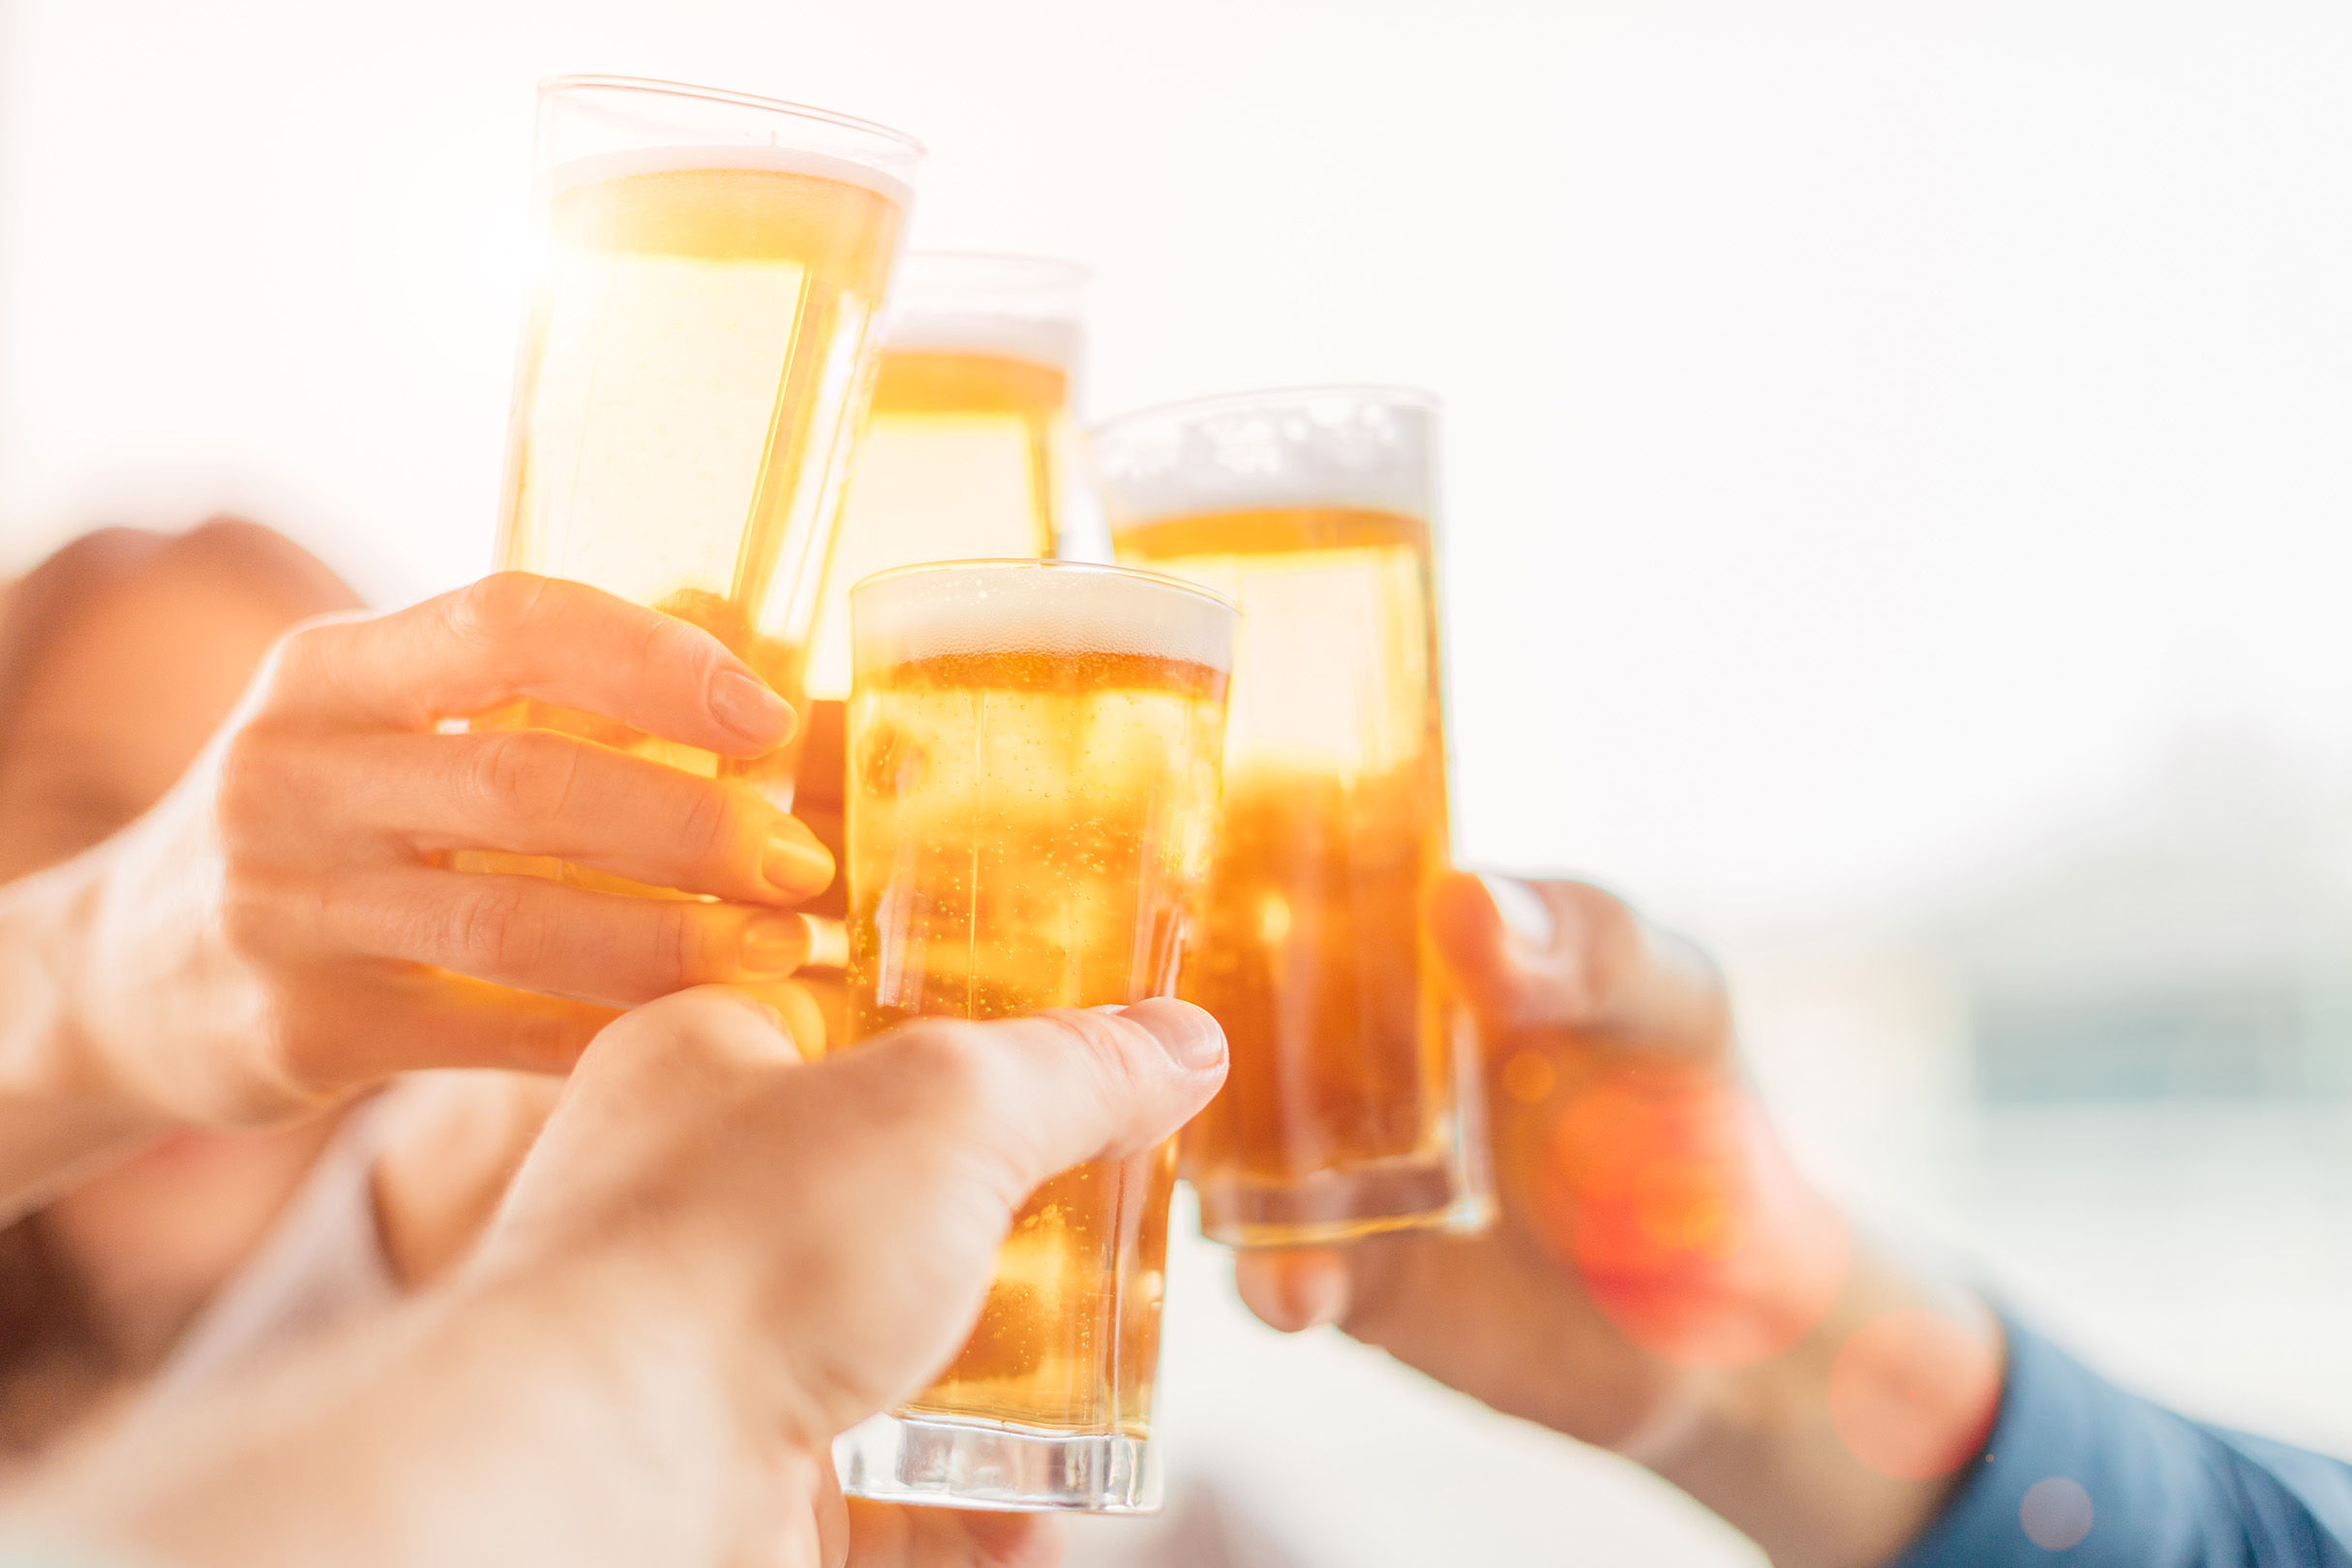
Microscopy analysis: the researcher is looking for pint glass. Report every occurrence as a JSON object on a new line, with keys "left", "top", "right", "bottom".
{"left": 482, "top": 76, "right": 920, "bottom": 812}
{"left": 791, "top": 256, "right": 1087, "bottom": 982}
{"left": 834, "top": 560, "right": 1235, "bottom": 1512}
{"left": 800, "top": 254, "right": 1088, "bottom": 704}
{"left": 1096, "top": 388, "right": 1493, "bottom": 1248}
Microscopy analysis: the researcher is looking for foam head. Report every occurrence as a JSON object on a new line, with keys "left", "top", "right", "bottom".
{"left": 883, "top": 254, "right": 1089, "bottom": 375}
{"left": 850, "top": 559, "right": 1235, "bottom": 677}
{"left": 1091, "top": 387, "right": 1436, "bottom": 528}
{"left": 887, "top": 312, "right": 1084, "bottom": 374}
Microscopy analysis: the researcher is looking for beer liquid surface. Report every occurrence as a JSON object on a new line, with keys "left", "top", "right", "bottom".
{"left": 801, "top": 350, "right": 1070, "bottom": 703}
{"left": 846, "top": 649, "right": 1226, "bottom": 1433}
{"left": 486, "top": 160, "right": 903, "bottom": 804}
{"left": 1116, "top": 508, "right": 1454, "bottom": 1190}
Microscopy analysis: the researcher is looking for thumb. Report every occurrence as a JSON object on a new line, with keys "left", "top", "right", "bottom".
{"left": 862, "top": 998, "right": 1229, "bottom": 1209}
{"left": 1429, "top": 873, "right": 1730, "bottom": 1050}
{"left": 1426, "top": 870, "right": 1568, "bottom": 1031}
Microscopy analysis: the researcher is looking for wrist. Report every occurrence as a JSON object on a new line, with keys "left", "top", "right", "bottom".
{"left": 1665, "top": 1247, "right": 2004, "bottom": 1568}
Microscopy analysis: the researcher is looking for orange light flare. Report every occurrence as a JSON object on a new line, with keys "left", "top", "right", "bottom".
{"left": 1825, "top": 1309, "right": 2003, "bottom": 1480}
{"left": 1534, "top": 1059, "right": 1852, "bottom": 1368}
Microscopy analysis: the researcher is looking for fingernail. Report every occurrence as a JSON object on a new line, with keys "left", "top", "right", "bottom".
{"left": 1127, "top": 1001, "right": 1225, "bottom": 1071}
{"left": 739, "top": 913, "right": 810, "bottom": 977}
{"left": 709, "top": 670, "right": 795, "bottom": 747}
{"left": 1480, "top": 873, "right": 1554, "bottom": 952}
{"left": 763, "top": 825, "right": 835, "bottom": 896}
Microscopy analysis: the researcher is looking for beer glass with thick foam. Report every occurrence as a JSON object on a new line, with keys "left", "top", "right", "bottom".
{"left": 483, "top": 76, "right": 919, "bottom": 817}
{"left": 1096, "top": 388, "right": 1493, "bottom": 1248}
{"left": 834, "top": 560, "right": 1234, "bottom": 1513}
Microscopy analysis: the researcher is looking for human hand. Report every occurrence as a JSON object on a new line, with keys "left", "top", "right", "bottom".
{"left": 59, "top": 573, "right": 835, "bottom": 1131}
{"left": 1236, "top": 874, "right": 1849, "bottom": 1449}
{"left": 15, "top": 989, "right": 1223, "bottom": 1568}
{"left": 1235, "top": 875, "right": 1997, "bottom": 1567}
{"left": 473, "top": 987, "right": 1228, "bottom": 1567}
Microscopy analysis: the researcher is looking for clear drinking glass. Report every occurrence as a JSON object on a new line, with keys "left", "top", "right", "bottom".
{"left": 800, "top": 254, "right": 1089, "bottom": 704}
{"left": 480, "top": 75, "right": 920, "bottom": 818}
{"left": 833, "top": 559, "right": 1235, "bottom": 1512}
{"left": 1096, "top": 387, "right": 1494, "bottom": 1247}
{"left": 792, "top": 255, "right": 1089, "bottom": 987}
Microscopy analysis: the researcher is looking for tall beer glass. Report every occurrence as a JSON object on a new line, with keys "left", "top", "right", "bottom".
{"left": 1096, "top": 388, "right": 1493, "bottom": 1248}
{"left": 834, "top": 560, "right": 1234, "bottom": 1513}
{"left": 484, "top": 76, "right": 920, "bottom": 813}
{"left": 792, "top": 256, "right": 1087, "bottom": 983}
{"left": 801, "top": 254, "right": 1088, "bottom": 704}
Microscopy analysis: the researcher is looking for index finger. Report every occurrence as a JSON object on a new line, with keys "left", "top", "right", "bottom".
{"left": 265, "top": 573, "right": 794, "bottom": 755}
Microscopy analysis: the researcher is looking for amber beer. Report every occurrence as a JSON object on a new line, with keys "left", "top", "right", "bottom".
{"left": 1099, "top": 388, "right": 1493, "bottom": 1247}
{"left": 835, "top": 560, "right": 1233, "bottom": 1514}
{"left": 481, "top": 77, "right": 919, "bottom": 813}
{"left": 799, "top": 255, "right": 1086, "bottom": 704}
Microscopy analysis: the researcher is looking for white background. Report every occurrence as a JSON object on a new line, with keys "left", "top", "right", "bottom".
{"left": 4, "top": 5, "right": 2349, "bottom": 1563}
{"left": 7, "top": 0, "right": 2351, "bottom": 931}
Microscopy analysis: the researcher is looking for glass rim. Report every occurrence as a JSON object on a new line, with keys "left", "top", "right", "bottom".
{"left": 1091, "top": 382, "right": 1440, "bottom": 441}
{"left": 847, "top": 556, "right": 1238, "bottom": 618}
{"left": 536, "top": 74, "right": 927, "bottom": 161}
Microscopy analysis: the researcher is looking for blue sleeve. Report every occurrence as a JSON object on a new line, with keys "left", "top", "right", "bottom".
{"left": 1889, "top": 1317, "right": 2352, "bottom": 1567}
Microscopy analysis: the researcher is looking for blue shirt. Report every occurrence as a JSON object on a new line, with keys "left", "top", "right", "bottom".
{"left": 1892, "top": 1318, "right": 2352, "bottom": 1566}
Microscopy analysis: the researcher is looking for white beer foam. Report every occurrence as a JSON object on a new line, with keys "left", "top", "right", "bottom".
{"left": 888, "top": 312, "right": 1082, "bottom": 374}
{"left": 1092, "top": 389, "right": 1435, "bottom": 526}
{"left": 852, "top": 562, "right": 1234, "bottom": 675}
{"left": 545, "top": 144, "right": 912, "bottom": 210}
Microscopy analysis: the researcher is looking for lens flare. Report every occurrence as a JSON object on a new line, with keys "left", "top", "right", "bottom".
{"left": 1824, "top": 1309, "right": 2002, "bottom": 1479}
{"left": 1534, "top": 1059, "right": 1850, "bottom": 1367}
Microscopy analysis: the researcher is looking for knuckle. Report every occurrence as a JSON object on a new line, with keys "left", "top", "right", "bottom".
{"left": 447, "top": 879, "right": 544, "bottom": 975}
{"left": 468, "top": 729, "right": 583, "bottom": 828}
{"left": 678, "top": 780, "right": 750, "bottom": 866}
{"left": 888, "top": 1023, "right": 998, "bottom": 1121}
{"left": 217, "top": 876, "right": 292, "bottom": 963}
{"left": 447, "top": 572, "right": 551, "bottom": 652}
{"left": 1036, "top": 1009, "right": 1146, "bottom": 1099}
{"left": 211, "top": 726, "right": 285, "bottom": 838}
{"left": 252, "top": 621, "right": 322, "bottom": 704}
{"left": 642, "top": 604, "right": 707, "bottom": 667}
{"left": 654, "top": 902, "right": 713, "bottom": 988}
{"left": 638, "top": 985, "right": 778, "bottom": 1056}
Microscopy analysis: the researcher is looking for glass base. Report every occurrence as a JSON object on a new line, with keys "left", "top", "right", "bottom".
{"left": 834, "top": 1411, "right": 1161, "bottom": 1514}
{"left": 1191, "top": 1154, "right": 1496, "bottom": 1248}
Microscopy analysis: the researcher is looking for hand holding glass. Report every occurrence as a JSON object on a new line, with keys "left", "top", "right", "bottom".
{"left": 834, "top": 560, "right": 1235, "bottom": 1512}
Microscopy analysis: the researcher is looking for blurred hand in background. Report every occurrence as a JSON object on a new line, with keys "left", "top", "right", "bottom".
{"left": 1235, "top": 874, "right": 2004, "bottom": 1568}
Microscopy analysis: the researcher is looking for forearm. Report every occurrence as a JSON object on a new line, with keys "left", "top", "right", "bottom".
{"left": 0, "top": 857, "right": 162, "bottom": 1219}
{"left": 8, "top": 1261, "right": 799, "bottom": 1568}
{"left": 1656, "top": 1244, "right": 2003, "bottom": 1568}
